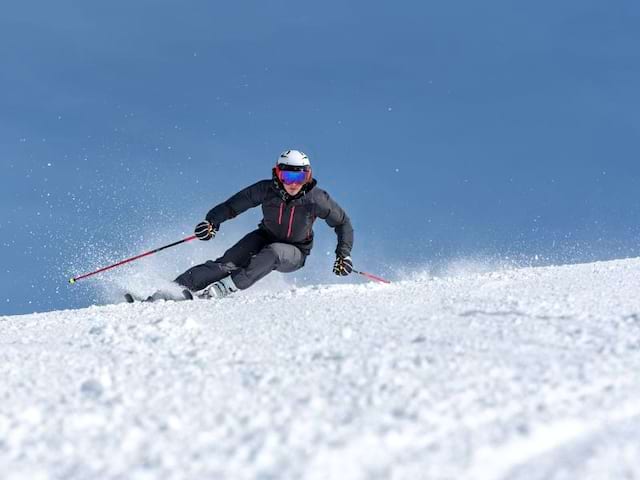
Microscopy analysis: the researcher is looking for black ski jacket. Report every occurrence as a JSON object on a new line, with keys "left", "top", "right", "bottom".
{"left": 205, "top": 173, "right": 353, "bottom": 257}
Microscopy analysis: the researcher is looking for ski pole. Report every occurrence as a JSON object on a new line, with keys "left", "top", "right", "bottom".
{"left": 353, "top": 269, "right": 391, "bottom": 284}
{"left": 68, "top": 235, "right": 198, "bottom": 284}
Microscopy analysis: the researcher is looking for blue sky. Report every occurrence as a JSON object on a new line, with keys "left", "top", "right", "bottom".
{"left": 1, "top": 0, "right": 639, "bottom": 315}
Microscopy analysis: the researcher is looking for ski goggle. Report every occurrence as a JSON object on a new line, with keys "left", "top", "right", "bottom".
{"left": 276, "top": 165, "right": 311, "bottom": 185}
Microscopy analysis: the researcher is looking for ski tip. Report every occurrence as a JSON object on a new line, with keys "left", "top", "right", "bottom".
{"left": 69, "top": 277, "right": 76, "bottom": 285}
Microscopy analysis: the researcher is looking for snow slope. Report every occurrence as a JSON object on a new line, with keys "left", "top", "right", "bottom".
{"left": 1, "top": 258, "right": 640, "bottom": 480}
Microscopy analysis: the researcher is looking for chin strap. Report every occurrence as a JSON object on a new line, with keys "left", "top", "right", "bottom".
{"left": 272, "top": 170, "right": 291, "bottom": 201}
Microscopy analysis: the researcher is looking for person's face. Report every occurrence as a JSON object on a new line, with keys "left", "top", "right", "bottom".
{"left": 284, "top": 182, "right": 304, "bottom": 196}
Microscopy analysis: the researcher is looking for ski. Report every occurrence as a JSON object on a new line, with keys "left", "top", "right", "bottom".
{"left": 124, "top": 289, "right": 194, "bottom": 303}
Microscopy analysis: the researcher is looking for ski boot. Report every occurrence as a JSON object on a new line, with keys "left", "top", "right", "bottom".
{"left": 199, "top": 276, "right": 239, "bottom": 299}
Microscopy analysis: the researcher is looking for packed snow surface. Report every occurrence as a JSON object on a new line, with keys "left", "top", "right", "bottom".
{"left": 2, "top": 258, "right": 640, "bottom": 480}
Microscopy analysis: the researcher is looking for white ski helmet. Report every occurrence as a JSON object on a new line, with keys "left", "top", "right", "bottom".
{"left": 275, "top": 150, "right": 312, "bottom": 185}
{"left": 277, "top": 149, "right": 310, "bottom": 168}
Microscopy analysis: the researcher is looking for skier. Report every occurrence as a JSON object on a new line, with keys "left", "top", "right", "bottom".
{"left": 149, "top": 150, "right": 354, "bottom": 301}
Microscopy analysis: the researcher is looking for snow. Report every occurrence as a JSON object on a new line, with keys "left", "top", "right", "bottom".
{"left": 1, "top": 258, "right": 640, "bottom": 479}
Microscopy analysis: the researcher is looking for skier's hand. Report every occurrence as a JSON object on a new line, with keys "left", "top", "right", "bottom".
{"left": 195, "top": 221, "right": 217, "bottom": 241}
{"left": 333, "top": 255, "right": 353, "bottom": 276}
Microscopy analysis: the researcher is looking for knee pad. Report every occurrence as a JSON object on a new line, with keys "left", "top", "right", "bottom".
{"left": 263, "top": 244, "right": 284, "bottom": 264}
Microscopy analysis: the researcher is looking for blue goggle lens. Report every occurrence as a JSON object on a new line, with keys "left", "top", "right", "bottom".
{"left": 280, "top": 170, "right": 307, "bottom": 185}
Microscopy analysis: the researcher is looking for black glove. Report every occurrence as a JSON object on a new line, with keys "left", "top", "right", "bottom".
{"left": 194, "top": 220, "right": 217, "bottom": 241}
{"left": 333, "top": 255, "right": 353, "bottom": 276}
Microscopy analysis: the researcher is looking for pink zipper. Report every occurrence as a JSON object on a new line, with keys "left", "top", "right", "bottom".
{"left": 287, "top": 206, "right": 296, "bottom": 238}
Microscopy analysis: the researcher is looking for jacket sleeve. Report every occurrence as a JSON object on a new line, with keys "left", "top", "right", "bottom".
{"left": 316, "top": 190, "right": 354, "bottom": 258}
{"left": 205, "top": 180, "right": 269, "bottom": 227}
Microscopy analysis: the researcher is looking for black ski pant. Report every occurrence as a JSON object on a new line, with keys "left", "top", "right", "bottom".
{"left": 174, "top": 229, "right": 306, "bottom": 291}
